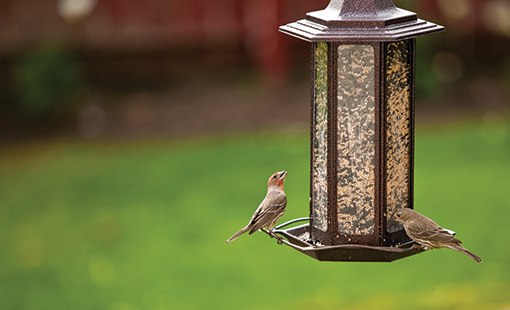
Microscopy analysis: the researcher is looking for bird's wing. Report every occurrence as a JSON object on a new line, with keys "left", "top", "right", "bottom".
{"left": 249, "top": 195, "right": 287, "bottom": 233}
{"left": 413, "top": 226, "right": 460, "bottom": 244}
{"left": 405, "top": 214, "right": 459, "bottom": 242}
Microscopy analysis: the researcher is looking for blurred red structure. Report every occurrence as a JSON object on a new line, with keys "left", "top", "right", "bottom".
{"left": 0, "top": 0, "right": 330, "bottom": 84}
{"left": 0, "top": 0, "right": 508, "bottom": 83}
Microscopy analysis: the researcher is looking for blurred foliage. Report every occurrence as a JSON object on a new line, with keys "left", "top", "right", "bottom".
{"left": 0, "top": 120, "right": 509, "bottom": 309}
{"left": 415, "top": 36, "right": 446, "bottom": 100}
{"left": 12, "top": 46, "right": 82, "bottom": 123}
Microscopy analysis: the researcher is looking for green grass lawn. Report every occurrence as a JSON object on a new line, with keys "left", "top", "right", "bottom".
{"left": 0, "top": 119, "right": 509, "bottom": 310}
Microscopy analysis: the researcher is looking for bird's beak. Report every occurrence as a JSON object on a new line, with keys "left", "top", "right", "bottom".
{"left": 279, "top": 171, "right": 288, "bottom": 180}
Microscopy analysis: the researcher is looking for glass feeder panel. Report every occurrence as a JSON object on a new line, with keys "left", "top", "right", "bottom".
{"left": 336, "top": 45, "right": 376, "bottom": 235}
{"left": 312, "top": 42, "right": 328, "bottom": 232}
{"left": 385, "top": 40, "right": 412, "bottom": 233}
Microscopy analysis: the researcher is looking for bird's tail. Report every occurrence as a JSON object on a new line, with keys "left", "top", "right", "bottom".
{"left": 226, "top": 226, "right": 250, "bottom": 243}
{"left": 449, "top": 244, "right": 483, "bottom": 263}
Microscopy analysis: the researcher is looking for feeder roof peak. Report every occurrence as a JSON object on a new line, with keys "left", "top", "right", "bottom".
{"left": 280, "top": 0, "right": 444, "bottom": 42}
{"left": 307, "top": 0, "right": 417, "bottom": 27}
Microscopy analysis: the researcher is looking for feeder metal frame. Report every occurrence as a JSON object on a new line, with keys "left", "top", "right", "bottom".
{"left": 274, "top": 0, "right": 444, "bottom": 261}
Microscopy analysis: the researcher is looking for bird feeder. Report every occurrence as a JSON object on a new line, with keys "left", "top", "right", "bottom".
{"left": 274, "top": 0, "right": 444, "bottom": 262}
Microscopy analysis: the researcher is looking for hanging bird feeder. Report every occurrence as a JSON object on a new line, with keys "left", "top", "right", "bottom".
{"left": 273, "top": 0, "right": 444, "bottom": 262}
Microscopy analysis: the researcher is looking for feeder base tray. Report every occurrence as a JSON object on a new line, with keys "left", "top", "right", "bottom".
{"left": 273, "top": 219, "right": 424, "bottom": 262}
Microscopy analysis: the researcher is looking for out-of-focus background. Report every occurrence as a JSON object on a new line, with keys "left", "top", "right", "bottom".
{"left": 1, "top": 0, "right": 510, "bottom": 309}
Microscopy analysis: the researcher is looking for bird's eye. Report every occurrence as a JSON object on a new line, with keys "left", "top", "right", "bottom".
{"left": 273, "top": 175, "right": 277, "bottom": 179}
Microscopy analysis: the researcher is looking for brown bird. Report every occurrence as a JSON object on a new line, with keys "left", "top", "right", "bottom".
{"left": 393, "top": 208, "right": 482, "bottom": 263}
{"left": 226, "top": 171, "right": 287, "bottom": 243}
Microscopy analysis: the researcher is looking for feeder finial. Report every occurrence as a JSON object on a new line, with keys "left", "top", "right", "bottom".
{"left": 325, "top": 0, "right": 398, "bottom": 17}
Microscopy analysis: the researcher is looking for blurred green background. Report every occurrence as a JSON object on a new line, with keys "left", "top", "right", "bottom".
{"left": 1, "top": 121, "right": 510, "bottom": 310}
{"left": 1, "top": 0, "right": 510, "bottom": 309}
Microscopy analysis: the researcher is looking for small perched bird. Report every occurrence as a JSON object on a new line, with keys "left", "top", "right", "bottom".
{"left": 226, "top": 171, "right": 287, "bottom": 243}
{"left": 393, "top": 208, "right": 482, "bottom": 263}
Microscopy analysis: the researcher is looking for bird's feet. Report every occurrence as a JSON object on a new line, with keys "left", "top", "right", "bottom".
{"left": 270, "top": 229, "right": 284, "bottom": 245}
{"left": 275, "top": 235, "right": 284, "bottom": 245}
{"left": 411, "top": 243, "right": 424, "bottom": 250}
{"left": 262, "top": 228, "right": 284, "bottom": 244}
